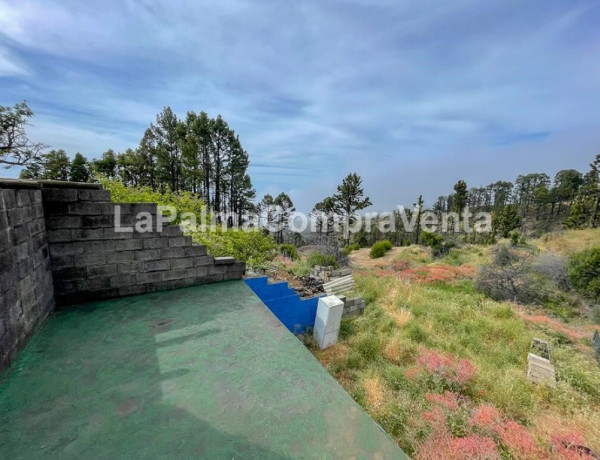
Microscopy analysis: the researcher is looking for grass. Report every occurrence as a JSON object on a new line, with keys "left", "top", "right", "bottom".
{"left": 307, "top": 232, "right": 600, "bottom": 459}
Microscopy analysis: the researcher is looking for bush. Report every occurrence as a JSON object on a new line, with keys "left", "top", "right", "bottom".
{"left": 279, "top": 244, "right": 298, "bottom": 260}
{"left": 382, "top": 240, "right": 393, "bottom": 250}
{"left": 343, "top": 243, "right": 361, "bottom": 255}
{"left": 192, "top": 229, "right": 277, "bottom": 268}
{"left": 306, "top": 251, "right": 338, "bottom": 268}
{"left": 421, "top": 232, "right": 455, "bottom": 257}
{"left": 370, "top": 241, "right": 388, "bottom": 258}
{"left": 568, "top": 248, "right": 600, "bottom": 300}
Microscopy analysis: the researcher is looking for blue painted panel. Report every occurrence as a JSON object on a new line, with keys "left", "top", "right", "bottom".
{"left": 245, "top": 277, "right": 324, "bottom": 334}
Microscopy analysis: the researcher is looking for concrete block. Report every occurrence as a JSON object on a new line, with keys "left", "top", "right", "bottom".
{"left": 72, "top": 228, "right": 104, "bottom": 241}
{"left": 209, "top": 265, "right": 227, "bottom": 275}
{"left": 78, "top": 189, "right": 111, "bottom": 202}
{"left": 314, "top": 295, "right": 344, "bottom": 349}
{"left": 51, "top": 255, "right": 74, "bottom": 270}
{"left": 114, "top": 239, "right": 143, "bottom": 252}
{"left": 47, "top": 229, "right": 72, "bottom": 243}
{"left": 118, "top": 285, "right": 146, "bottom": 297}
{"left": 74, "top": 252, "right": 106, "bottom": 267}
{"left": 135, "top": 249, "right": 161, "bottom": 262}
{"left": 82, "top": 215, "right": 114, "bottom": 228}
{"left": 160, "top": 247, "right": 185, "bottom": 259}
{"left": 13, "top": 224, "right": 30, "bottom": 244}
{"left": 129, "top": 203, "right": 157, "bottom": 215}
{"left": 1, "top": 189, "right": 17, "bottom": 208}
{"left": 68, "top": 202, "right": 113, "bottom": 215}
{"left": 163, "top": 225, "right": 183, "bottom": 237}
{"left": 42, "top": 188, "right": 78, "bottom": 203}
{"left": 163, "top": 268, "right": 194, "bottom": 281}
{"left": 117, "top": 263, "right": 143, "bottom": 274}
{"left": 109, "top": 274, "right": 136, "bottom": 288}
{"left": 102, "top": 228, "right": 133, "bottom": 240}
{"left": 88, "top": 264, "right": 118, "bottom": 279}
{"left": 194, "top": 256, "right": 213, "bottom": 266}
{"left": 76, "top": 277, "right": 110, "bottom": 292}
{"left": 136, "top": 271, "right": 163, "bottom": 284}
{"left": 195, "top": 266, "right": 208, "bottom": 277}
{"left": 143, "top": 238, "right": 168, "bottom": 250}
{"left": 214, "top": 256, "right": 235, "bottom": 265}
{"left": 53, "top": 266, "right": 87, "bottom": 280}
{"left": 106, "top": 251, "right": 135, "bottom": 264}
{"left": 527, "top": 353, "right": 556, "bottom": 387}
{"left": 27, "top": 219, "right": 44, "bottom": 237}
{"left": 168, "top": 236, "right": 187, "bottom": 248}
{"left": 7, "top": 208, "right": 24, "bottom": 226}
{"left": 144, "top": 260, "right": 170, "bottom": 272}
{"left": 49, "top": 242, "right": 84, "bottom": 257}
{"left": 170, "top": 258, "right": 193, "bottom": 270}
{"left": 83, "top": 240, "right": 115, "bottom": 253}
{"left": 45, "top": 216, "right": 82, "bottom": 230}
{"left": 185, "top": 245, "right": 207, "bottom": 257}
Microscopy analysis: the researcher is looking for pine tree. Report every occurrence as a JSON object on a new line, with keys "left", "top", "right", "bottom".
{"left": 70, "top": 153, "right": 90, "bottom": 182}
{"left": 333, "top": 173, "right": 372, "bottom": 245}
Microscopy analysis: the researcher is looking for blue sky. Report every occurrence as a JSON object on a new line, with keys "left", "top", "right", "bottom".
{"left": 1, "top": 0, "right": 599, "bottom": 212}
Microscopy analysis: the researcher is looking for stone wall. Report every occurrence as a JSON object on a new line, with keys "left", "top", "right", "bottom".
{"left": 1, "top": 179, "right": 245, "bottom": 370}
{"left": 41, "top": 184, "right": 245, "bottom": 307}
{"left": 1, "top": 184, "right": 55, "bottom": 369}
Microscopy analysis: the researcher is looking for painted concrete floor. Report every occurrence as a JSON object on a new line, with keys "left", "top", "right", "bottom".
{"left": 0, "top": 281, "right": 406, "bottom": 459}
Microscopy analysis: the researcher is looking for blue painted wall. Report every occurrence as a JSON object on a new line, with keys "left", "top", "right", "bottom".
{"left": 245, "top": 277, "right": 322, "bottom": 334}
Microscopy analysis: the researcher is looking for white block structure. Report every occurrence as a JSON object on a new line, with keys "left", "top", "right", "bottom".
{"left": 314, "top": 295, "right": 344, "bottom": 349}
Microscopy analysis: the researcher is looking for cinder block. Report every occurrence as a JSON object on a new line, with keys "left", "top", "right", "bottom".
{"left": 114, "top": 239, "right": 143, "bottom": 251}
{"left": 1, "top": 189, "right": 17, "bottom": 208}
{"left": 160, "top": 247, "right": 185, "bottom": 259}
{"left": 144, "top": 260, "right": 170, "bottom": 272}
{"left": 53, "top": 266, "right": 86, "bottom": 280}
{"left": 102, "top": 228, "right": 133, "bottom": 240}
{"left": 68, "top": 202, "right": 113, "bottom": 215}
{"left": 27, "top": 219, "right": 44, "bottom": 237}
{"left": 209, "top": 265, "right": 227, "bottom": 275}
{"left": 7, "top": 208, "right": 24, "bottom": 226}
{"left": 194, "top": 256, "right": 213, "bottom": 266}
{"left": 106, "top": 251, "right": 135, "bottom": 264}
{"left": 223, "top": 270, "right": 243, "bottom": 281}
{"left": 76, "top": 277, "right": 110, "bottom": 291}
{"left": 136, "top": 271, "right": 163, "bottom": 284}
{"left": 74, "top": 252, "right": 106, "bottom": 267}
{"left": 42, "top": 188, "right": 78, "bottom": 203}
{"left": 117, "top": 263, "right": 143, "bottom": 274}
{"left": 168, "top": 237, "right": 187, "bottom": 248}
{"left": 214, "top": 256, "right": 235, "bottom": 265}
{"left": 50, "top": 255, "right": 74, "bottom": 270}
{"left": 185, "top": 245, "right": 207, "bottom": 256}
{"left": 195, "top": 266, "right": 209, "bottom": 277}
{"left": 135, "top": 249, "right": 161, "bottom": 262}
{"left": 47, "top": 229, "right": 72, "bottom": 243}
{"left": 49, "top": 242, "right": 84, "bottom": 257}
{"left": 170, "top": 258, "right": 193, "bottom": 270}
{"left": 162, "top": 268, "right": 194, "bottom": 281}
{"left": 83, "top": 240, "right": 115, "bottom": 253}
{"left": 109, "top": 274, "right": 136, "bottom": 288}
{"left": 143, "top": 238, "right": 168, "bottom": 250}
{"left": 88, "top": 264, "right": 118, "bottom": 279}
{"left": 45, "top": 216, "right": 82, "bottom": 230}
{"left": 82, "top": 215, "right": 114, "bottom": 228}
{"left": 78, "top": 189, "right": 111, "bottom": 202}
{"left": 162, "top": 225, "right": 183, "bottom": 237}
{"left": 314, "top": 295, "right": 344, "bottom": 349}
{"left": 118, "top": 285, "right": 146, "bottom": 297}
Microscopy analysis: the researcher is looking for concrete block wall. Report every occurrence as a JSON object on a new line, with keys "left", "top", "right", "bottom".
{"left": 40, "top": 184, "right": 245, "bottom": 306}
{"left": 1, "top": 184, "right": 55, "bottom": 369}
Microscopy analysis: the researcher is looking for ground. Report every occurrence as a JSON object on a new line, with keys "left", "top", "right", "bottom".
{"left": 298, "top": 233, "right": 600, "bottom": 459}
{"left": 0, "top": 281, "right": 406, "bottom": 459}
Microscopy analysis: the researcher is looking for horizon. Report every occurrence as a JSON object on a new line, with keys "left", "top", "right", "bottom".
{"left": 1, "top": 1, "right": 599, "bottom": 212}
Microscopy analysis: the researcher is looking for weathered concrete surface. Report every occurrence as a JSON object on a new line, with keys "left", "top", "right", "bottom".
{"left": 0, "top": 281, "right": 406, "bottom": 459}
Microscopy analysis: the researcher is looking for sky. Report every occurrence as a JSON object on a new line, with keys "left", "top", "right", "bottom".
{"left": 1, "top": 0, "right": 599, "bottom": 212}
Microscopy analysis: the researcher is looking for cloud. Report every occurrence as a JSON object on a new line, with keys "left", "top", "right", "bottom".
{"left": 1, "top": 0, "right": 599, "bottom": 211}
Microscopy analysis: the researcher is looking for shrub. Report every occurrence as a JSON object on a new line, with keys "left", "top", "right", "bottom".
{"left": 370, "top": 241, "right": 387, "bottom": 258}
{"left": 568, "top": 248, "right": 600, "bottom": 301}
{"left": 343, "top": 243, "right": 360, "bottom": 255}
{"left": 306, "top": 251, "right": 338, "bottom": 268}
{"left": 382, "top": 239, "right": 393, "bottom": 250}
{"left": 278, "top": 243, "right": 298, "bottom": 260}
{"left": 192, "top": 229, "right": 277, "bottom": 268}
{"left": 420, "top": 232, "right": 455, "bottom": 257}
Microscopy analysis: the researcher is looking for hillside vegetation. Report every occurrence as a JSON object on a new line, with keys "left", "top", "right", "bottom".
{"left": 300, "top": 230, "right": 600, "bottom": 459}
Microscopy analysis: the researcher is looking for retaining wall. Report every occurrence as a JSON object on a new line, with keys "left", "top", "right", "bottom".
{"left": 0, "top": 184, "right": 55, "bottom": 369}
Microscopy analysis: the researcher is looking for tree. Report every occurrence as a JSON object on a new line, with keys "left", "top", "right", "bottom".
{"left": 0, "top": 101, "right": 46, "bottom": 167}
{"left": 92, "top": 149, "right": 118, "bottom": 178}
{"left": 414, "top": 195, "right": 424, "bottom": 244}
{"left": 332, "top": 173, "right": 372, "bottom": 245}
{"left": 151, "top": 107, "right": 184, "bottom": 191}
{"left": 452, "top": 180, "right": 468, "bottom": 214}
{"left": 311, "top": 196, "right": 336, "bottom": 235}
{"left": 69, "top": 152, "right": 90, "bottom": 182}
{"left": 495, "top": 204, "right": 521, "bottom": 238}
{"left": 272, "top": 192, "right": 295, "bottom": 244}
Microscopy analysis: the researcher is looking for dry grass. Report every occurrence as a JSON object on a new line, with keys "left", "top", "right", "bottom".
{"left": 534, "top": 228, "right": 600, "bottom": 256}
{"left": 363, "top": 376, "right": 387, "bottom": 411}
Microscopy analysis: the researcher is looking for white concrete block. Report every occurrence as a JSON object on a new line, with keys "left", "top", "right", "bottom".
{"left": 314, "top": 295, "right": 344, "bottom": 349}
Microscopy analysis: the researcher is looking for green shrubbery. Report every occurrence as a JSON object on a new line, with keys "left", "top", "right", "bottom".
{"left": 420, "top": 231, "right": 455, "bottom": 257}
{"left": 306, "top": 251, "right": 338, "bottom": 268}
{"left": 370, "top": 241, "right": 387, "bottom": 258}
{"left": 99, "top": 176, "right": 210, "bottom": 227}
{"left": 568, "top": 248, "right": 600, "bottom": 300}
{"left": 343, "top": 243, "right": 361, "bottom": 255}
{"left": 193, "top": 229, "right": 277, "bottom": 268}
{"left": 279, "top": 244, "right": 299, "bottom": 260}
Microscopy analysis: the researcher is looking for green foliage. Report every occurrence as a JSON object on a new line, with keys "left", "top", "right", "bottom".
{"left": 193, "top": 229, "right": 277, "bottom": 268}
{"left": 382, "top": 239, "right": 393, "bottom": 250}
{"left": 306, "top": 251, "right": 338, "bottom": 268}
{"left": 343, "top": 243, "right": 361, "bottom": 255}
{"left": 420, "top": 232, "right": 455, "bottom": 257}
{"left": 370, "top": 241, "right": 389, "bottom": 258}
{"left": 99, "top": 176, "right": 210, "bottom": 227}
{"left": 568, "top": 248, "right": 600, "bottom": 300}
{"left": 69, "top": 152, "right": 90, "bottom": 182}
{"left": 0, "top": 101, "right": 46, "bottom": 167}
{"left": 279, "top": 243, "right": 298, "bottom": 260}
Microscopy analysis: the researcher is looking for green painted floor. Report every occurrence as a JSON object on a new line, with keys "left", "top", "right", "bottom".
{"left": 0, "top": 281, "right": 406, "bottom": 459}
